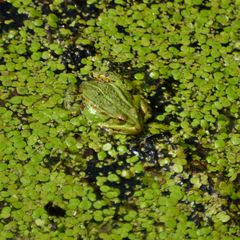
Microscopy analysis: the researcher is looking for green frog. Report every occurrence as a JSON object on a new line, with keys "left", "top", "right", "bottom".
{"left": 80, "top": 72, "right": 151, "bottom": 135}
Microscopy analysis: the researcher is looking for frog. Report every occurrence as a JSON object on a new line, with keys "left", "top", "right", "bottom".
{"left": 79, "top": 72, "right": 151, "bottom": 135}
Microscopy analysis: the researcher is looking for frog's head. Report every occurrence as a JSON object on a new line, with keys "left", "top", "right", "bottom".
{"left": 99, "top": 109, "right": 144, "bottom": 135}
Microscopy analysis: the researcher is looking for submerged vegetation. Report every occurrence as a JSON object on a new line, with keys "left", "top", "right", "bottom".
{"left": 0, "top": 0, "right": 240, "bottom": 239}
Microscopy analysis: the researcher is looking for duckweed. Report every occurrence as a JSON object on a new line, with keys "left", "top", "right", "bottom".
{"left": 0, "top": 0, "right": 239, "bottom": 239}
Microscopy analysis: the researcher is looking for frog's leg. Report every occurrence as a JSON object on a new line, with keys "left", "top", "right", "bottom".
{"left": 133, "top": 95, "right": 152, "bottom": 121}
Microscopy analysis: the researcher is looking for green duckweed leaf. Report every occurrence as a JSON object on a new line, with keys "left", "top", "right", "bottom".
{"left": 215, "top": 139, "right": 225, "bottom": 149}
{"left": 216, "top": 212, "right": 231, "bottom": 223}
{"left": 47, "top": 13, "right": 59, "bottom": 28}
{"left": 231, "top": 134, "right": 240, "bottom": 145}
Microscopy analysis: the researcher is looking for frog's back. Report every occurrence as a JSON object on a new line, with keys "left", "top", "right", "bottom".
{"left": 81, "top": 81, "right": 136, "bottom": 118}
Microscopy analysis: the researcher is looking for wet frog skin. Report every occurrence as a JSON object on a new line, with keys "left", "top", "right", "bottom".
{"left": 80, "top": 72, "right": 151, "bottom": 135}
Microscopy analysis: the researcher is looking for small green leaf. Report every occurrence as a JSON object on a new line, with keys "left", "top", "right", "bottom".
{"left": 231, "top": 134, "right": 240, "bottom": 145}
{"left": 47, "top": 13, "right": 59, "bottom": 28}
{"left": 215, "top": 139, "right": 225, "bottom": 148}
{"left": 216, "top": 212, "right": 231, "bottom": 223}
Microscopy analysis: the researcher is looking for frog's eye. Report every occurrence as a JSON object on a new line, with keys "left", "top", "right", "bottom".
{"left": 117, "top": 114, "right": 127, "bottom": 122}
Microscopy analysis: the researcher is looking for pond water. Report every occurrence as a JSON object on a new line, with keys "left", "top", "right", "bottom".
{"left": 0, "top": 0, "right": 239, "bottom": 239}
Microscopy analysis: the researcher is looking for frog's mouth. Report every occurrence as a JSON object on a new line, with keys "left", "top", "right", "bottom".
{"left": 99, "top": 117, "right": 143, "bottom": 135}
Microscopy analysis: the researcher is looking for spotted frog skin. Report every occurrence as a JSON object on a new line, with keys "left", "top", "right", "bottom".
{"left": 80, "top": 72, "right": 151, "bottom": 135}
